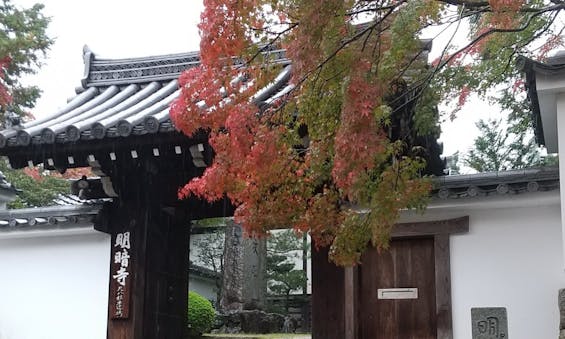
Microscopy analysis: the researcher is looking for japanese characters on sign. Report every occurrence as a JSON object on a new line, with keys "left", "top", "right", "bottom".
{"left": 471, "top": 307, "right": 508, "bottom": 339}
{"left": 111, "top": 231, "right": 132, "bottom": 319}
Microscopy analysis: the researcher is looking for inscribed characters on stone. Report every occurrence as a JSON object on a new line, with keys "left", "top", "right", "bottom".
{"left": 471, "top": 307, "right": 508, "bottom": 339}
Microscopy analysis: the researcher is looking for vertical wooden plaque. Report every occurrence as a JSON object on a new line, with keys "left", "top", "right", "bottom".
{"left": 109, "top": 230, "right": 133, "bottom": 319}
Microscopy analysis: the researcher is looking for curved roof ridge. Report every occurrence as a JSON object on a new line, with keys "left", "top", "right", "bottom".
{"left": 92, "top": 50, "right": 201, "bottom": 63}
{"left": 80, "top": 46, "right": 289, "bottom": 88}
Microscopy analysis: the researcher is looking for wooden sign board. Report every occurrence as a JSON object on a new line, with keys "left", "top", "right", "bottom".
{"left": 109, "top": 231, "right": 132, "bottom": 319}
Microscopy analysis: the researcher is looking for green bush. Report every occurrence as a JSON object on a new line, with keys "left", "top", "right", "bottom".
{"left": 188, "top": 291, "right": 215, "bottom": 337}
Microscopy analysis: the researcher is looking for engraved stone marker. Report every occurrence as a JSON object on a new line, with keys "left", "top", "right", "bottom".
{"left": 472, "top": 307, "right": 508, "bottom": 339}
{"left": 242, "top": 237, "right": 267, "bottom": 310}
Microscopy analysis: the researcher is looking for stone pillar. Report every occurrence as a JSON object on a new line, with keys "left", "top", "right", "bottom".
{"left": 242, "top": 237, "right": 267, "bottom": 310}
{"left": 219, "top": 221, "right": 244, "bottom": 312}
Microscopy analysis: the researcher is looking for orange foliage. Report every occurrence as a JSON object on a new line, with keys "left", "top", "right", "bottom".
{"left": 170, "top": 0, "right": 554, "bottom": 264}
{"left": 0, "top": 56, "right": 12, "bottom": 109}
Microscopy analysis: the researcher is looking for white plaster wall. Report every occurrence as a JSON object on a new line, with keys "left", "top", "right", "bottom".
{"left": 189, "top": 275, "right": 218, "bottom": 303}
{"left": 399, "top": 191, "right": 565, "bottom": 338}
{"left": 0, "top": 230, "right": 110, "bottom": 339}
{"left": 439, "top": 198, "right": 565, "bottom": 339}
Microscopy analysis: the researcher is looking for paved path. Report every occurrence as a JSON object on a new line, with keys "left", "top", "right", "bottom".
{"left": 205, "top": 334, "right": 311, "bottom": 339}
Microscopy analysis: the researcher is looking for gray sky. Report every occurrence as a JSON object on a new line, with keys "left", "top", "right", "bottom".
{"left": 16, "top": 0, "right": 203, "bottom": 114}
{"left": 14, "top": 0, "right": 490, "bottom": 160}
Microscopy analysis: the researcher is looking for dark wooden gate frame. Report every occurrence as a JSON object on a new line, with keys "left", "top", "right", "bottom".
{"left": 343, "top": 216, "right": 469, "bottom": 339}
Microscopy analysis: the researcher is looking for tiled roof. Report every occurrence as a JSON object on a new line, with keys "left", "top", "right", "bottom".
{"left": 0, "top": 44, "right": 446, "bottom": 178}
{"left": 431, "top": 166, "right": 559, "bottom": 200}
{"left": 0, "top": 204, "right": 101, "bottom": 232}
{"left": 189, "top": 262, "right": 220, "bottom": 280}
{"left": 0, "top": 46, "right": 291, "bottom": 149}
{"left": 53, "top": 192, "right": 110, "bottom": 206}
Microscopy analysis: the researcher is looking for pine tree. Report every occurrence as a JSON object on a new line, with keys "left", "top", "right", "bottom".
{"left": 463, "top": 85, "right": 555, "bottom": 172}
{"left": 267, "top": 230, "right": 308, "bottom": 313}
{"left": 464, "top": 118, "right": 542, "bottom": 172}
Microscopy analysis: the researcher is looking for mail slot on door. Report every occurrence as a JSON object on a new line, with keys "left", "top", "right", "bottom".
{"left": 377, "top": 288, "right": 418, "bottom": 299}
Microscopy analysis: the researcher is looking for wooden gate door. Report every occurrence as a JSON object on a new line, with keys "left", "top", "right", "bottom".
{"left": 357, "top": 237, "right": 437, "bottom": 339}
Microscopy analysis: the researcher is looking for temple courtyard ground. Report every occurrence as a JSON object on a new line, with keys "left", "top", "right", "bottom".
{"left": 204, "top": 334, "right": 311, "bottom": 339}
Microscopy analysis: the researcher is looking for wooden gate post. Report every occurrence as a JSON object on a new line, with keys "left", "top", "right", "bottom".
{"left": 344, "top": 266, "right": 358, "bottom": 339}
{"left": 99, "top": 200, "right": 190, "bottom": 339}
{"left": 311, "top": 246, "right": 346, "bottom": 339}
{"left": 96, "top": 167, "right": 191, "bottom": 339}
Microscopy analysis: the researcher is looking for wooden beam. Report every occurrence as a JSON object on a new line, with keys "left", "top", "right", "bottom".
{"left": 311, "top": 246, "right": 345, "bottom": 339}
{"left": 4, "top": 131, "right": 209, "bottom": 170}
{"left": 104, "top": 195, "right": 190, "bottom": 338}
{"left": 344, "top": 266, "right": 357, "bottom": 339}
{"left": 434, "top": 234, "right": 453, "bottom": 339}
{"left": 392, "top": 216, "right": 469, "bottom": 238}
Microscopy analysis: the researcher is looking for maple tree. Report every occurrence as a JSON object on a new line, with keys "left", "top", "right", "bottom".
{"left": 0, "top": 159, "right": 92, "bottom": 208}
{"left": 171, "top": 0, "right": 565, "bottom": 265}
{"left": 0, "top": 161, "right": 67, "bottom": 208}
{"left": 0, "top": 0, "right": 52, "bottom": 123}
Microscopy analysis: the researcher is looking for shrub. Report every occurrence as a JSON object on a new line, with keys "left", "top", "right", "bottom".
{"left": 188, "top": 291, "right": 215, "bottom": 337}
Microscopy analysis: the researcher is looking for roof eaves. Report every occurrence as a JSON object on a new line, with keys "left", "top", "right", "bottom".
{"left": 432, "top": 166, "right": 559, "bottom": 200}
{"left": 518, "top": 56, "right": 545, "bottom": 147}
{"left": 0, "top": 203, "right": 101, "bottom": 232}
{"left": 518, "top": 53, "right": 565, "bottom": 148}
{"left": 189, "top": 262, "right": 220, "bottom": 280}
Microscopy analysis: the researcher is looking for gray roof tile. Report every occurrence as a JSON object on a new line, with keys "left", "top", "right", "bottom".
{"left": 0, "top": 204, "right": 101, "bottom": 232}
{"left": 432, "top": 166, "right": 559, "bottom": 200}
{"left": 0, "top": 47, "right": 291, "bottom": 150}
